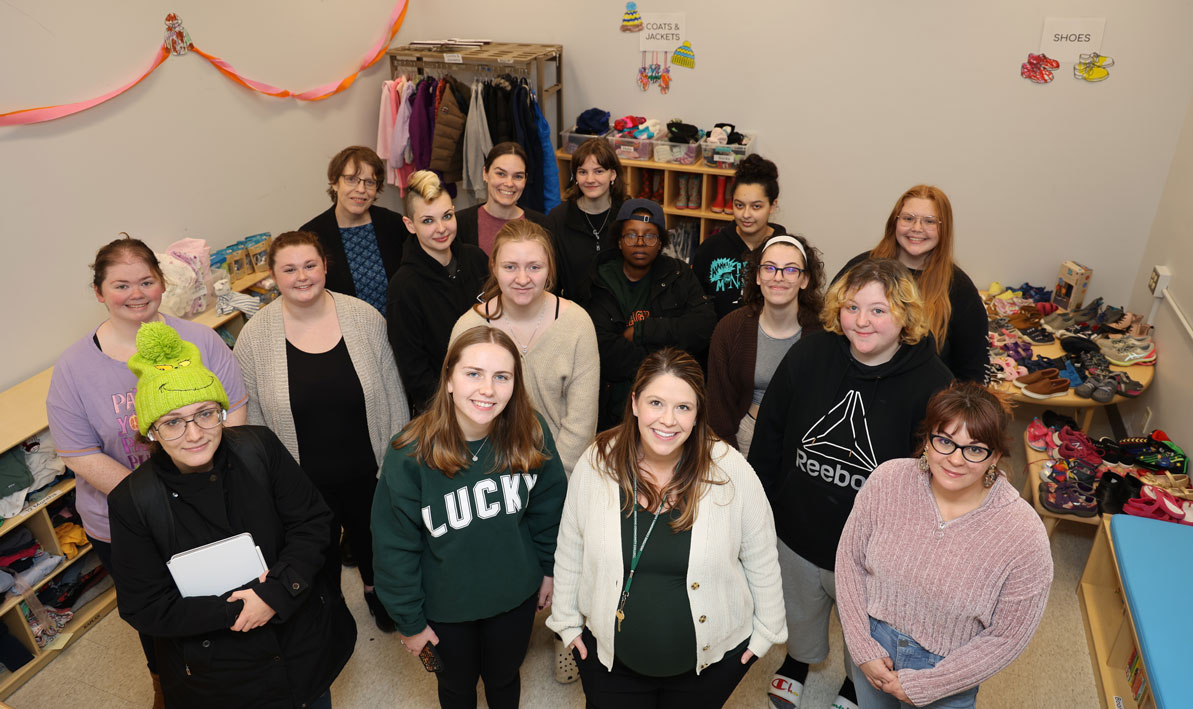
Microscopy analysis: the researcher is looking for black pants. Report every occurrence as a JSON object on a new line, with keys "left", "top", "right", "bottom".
{"left": 88, "top": 535, "right": 158, "bottom": 674}
{"left": 319, "top": 475, "right": 378, "bottom": 588}
{"left": 574, "top": 627, "right": 756, "bottom": 709}
{"left": 426, "top": 593, "right": 537, "bottom": 709}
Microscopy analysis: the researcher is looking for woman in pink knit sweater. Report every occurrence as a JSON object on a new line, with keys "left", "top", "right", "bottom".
{"left": 835, "top": 382, "right": 1052, "bottom": 708}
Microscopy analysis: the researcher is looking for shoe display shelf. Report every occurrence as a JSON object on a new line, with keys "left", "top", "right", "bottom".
{"left": 0, "top": 369, "right": 118, "bottom": 699}
{"left": 555, "top": 149, "right": 735, "bottom": 243}
{"left": 1079, "top": 515, "right": 1189, "bottom": 708}
{"left": 992, "top": 337, "right": 1154, "bottom": 432}
{"left": 1022, "top": 430, "right": 1100, "bottom": 536}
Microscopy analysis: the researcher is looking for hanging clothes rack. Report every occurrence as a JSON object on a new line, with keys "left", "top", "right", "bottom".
{"left": 387, "top": 42, "right": 563, "bottom": 147}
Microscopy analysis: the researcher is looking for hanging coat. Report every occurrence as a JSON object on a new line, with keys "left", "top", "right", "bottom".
{"left": 430, "top": 75, "right": 469, "bottom": 184}
{"left": 462, "top": 80, "right": 494, "bottom": 201}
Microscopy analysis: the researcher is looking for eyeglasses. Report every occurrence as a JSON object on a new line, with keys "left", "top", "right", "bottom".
{"left": 340, "top": 174, "right": 379, "bottom": 190}
{"left": 621, "top": 233, "right": 660, "bottom": 246}
{"left": 897, "top": 213, "right": 940, "bottom": 228}
{"left": 759, "top": 264, "right": 805, "bottom": 279}
{"left": 929, "top": 434, "right": 993, "bottom": 463}
{"left": 152, "top": 407, "right": 225, "bottom": 441}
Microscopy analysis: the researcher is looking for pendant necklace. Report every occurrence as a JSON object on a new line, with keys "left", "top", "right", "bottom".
{"left": 615, "top": 472, "right": 665, "bottom": 632}
{"left": 470, "top": 437, "right": 488, "bottom": 462}
{"left": 583, "top": 208, "right": 610, "bottom": 239}
{"left": 507, "top": 295, "right": 550, "bottom": 355}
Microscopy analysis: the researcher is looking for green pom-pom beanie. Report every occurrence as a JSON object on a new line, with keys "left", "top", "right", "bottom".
{"left": 127, "top": 322, "right": 229, "bottom": 435}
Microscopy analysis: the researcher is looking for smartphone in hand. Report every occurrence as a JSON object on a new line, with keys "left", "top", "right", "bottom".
{"left": 419, "top": 642, "right": 444, "bottom": 672}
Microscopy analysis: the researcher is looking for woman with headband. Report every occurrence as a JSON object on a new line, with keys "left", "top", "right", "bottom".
{"left": 707, "top": 234, "right": 825, "bottom": 455}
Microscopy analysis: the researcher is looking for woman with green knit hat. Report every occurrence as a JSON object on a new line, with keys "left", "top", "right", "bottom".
{"left": 107, "top": 322, "right": 356, "bottom": 709}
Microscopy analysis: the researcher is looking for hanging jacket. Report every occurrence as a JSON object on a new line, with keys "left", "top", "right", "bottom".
{"left": 585, "top": 253, "right": 716, "bottom": 428}
{"left": 388, "top": 80, "right": 417, "bottom": 189}
{"left": 486, "top": 78, "right": 514, "bottom": 144}
{"left": 747, "top": 331, "right": 953, "bottom": 570}
{"left": 462, "top": 80, "right": 494, "bottom": 200}
{"left": 534, "top": 98, "right": 561, "bottom": 212}
{"left": 512, "top": 80, "right": 544, "bottom": 213}
{"left": 409, "top": 78, "right": 436, "bottom": 171}
{"left": 386, "top": 237, "right": 489, "bottom": 414}
{"left": 429, "top": 76, "right": 469, "bottom": 184}
{"left": 107, "top": 426, "right": 356, "bottom": 709}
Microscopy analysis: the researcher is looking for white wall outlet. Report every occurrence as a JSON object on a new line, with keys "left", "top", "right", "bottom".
{"left": 1148, "top": 265, "right": 1172, "bottom": 295}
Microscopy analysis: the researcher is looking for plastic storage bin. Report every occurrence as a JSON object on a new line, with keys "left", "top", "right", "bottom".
{"left": 652, "top": 138, "right": 702, "bottom": 165}
{"left": 702, "top": 133, "right": 757, "bottom": 168}
{"left": 607, "top": 133, "right": 654, "bottom": 161}
{"left": 560, "top": 126, "right": 609, "bottom": 154}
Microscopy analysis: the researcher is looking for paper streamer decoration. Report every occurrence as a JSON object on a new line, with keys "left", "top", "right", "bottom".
{"left": 0, "top": 1, "right": 409, "bottom": 127}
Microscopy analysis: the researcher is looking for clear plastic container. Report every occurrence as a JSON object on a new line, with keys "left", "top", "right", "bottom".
{"left": 702, "top": 132, "right": 757, "bottom": 168}
{"left": 652, "top": 138, "right": 702, "bottom": 165}
{"left": 560, "top": 126, "right": 609, "bottom": 154}
{"left": 606, "top": 133, "right": 654, "bottom": 161}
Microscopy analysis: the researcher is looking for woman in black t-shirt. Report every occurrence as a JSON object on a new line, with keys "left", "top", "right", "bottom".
{"left": 234, "top": 231, "right": 410, "bottom": 633}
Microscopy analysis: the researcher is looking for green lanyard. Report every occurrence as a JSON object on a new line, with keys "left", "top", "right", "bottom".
{"left": 615, "top": 475, "right": 664, "bottom": 632}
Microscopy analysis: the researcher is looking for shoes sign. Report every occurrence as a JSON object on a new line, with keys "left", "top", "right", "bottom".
{"left": 1039, "top": 17, "right": 1106, "bottom": 63}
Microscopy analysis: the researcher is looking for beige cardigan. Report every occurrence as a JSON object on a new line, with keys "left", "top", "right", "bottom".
{"left": 233, "top": 291, "right": 409, "bottom": 473}
{"left": 450, "top": 300, "right": 599, "bottom": 474}
{"left": 547, "top": 440, "right": 787, "bottom": 674}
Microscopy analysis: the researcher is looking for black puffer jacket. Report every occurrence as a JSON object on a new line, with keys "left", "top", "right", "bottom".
{"left": 108, "top": 426, "right": 356, "bottom": 709}
{"left": 585, "top": 253, "right": 715, "bottom": 428}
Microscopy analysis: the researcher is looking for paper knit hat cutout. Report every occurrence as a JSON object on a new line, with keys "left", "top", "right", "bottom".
{"left": 128, "top": 322, "right": 229, "bottom": 435}
{"left": 621, "top": 2, "right": 643, "bottom": 32}
{"left": 672, "top": 41, "right": 695, "bottom": 69}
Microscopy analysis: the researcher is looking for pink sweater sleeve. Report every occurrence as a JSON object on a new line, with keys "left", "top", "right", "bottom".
{"left": 899, "top": 533, "right": 1053, "bottom": 705}
{"left": 834, "top": 465, "right": 890, "bottom": 666}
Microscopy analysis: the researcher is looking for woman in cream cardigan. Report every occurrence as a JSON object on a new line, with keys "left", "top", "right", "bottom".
{"left": 234, "top": 230, "right": 409, "bottom": 633}
{"left": 548, "top": 348, "right": 786, "bottom": 707}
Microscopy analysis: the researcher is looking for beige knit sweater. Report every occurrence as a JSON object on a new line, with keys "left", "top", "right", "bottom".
{"left": 547, "top": 439, "right": 788, "bottom": 674}
{"left": 233, "top": 291, "right": 409, "bottom": 473}
{"left": 450, "top": 299, "right": 599, "bottom": 474}
{"left": 835, "top": 458, "right": 1053, "bottom": 705}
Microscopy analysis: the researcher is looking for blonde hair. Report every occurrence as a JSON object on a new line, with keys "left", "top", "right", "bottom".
{"left": 821, "top": 258, "right": 929, "bottom": 345}
{"left": 475, "top": 221, "right": 558, "bottom": 320}
{"left": 403, "top": 170, "right": 449, "bottom": 216}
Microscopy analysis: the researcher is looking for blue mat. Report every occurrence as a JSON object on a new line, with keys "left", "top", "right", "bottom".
{"left": 1110, "top": 514, "right": 1192, "bottom": 708}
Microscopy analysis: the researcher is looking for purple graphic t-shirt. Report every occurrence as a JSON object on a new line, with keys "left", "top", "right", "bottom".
{"left": 45, "top": 315, "right": 247, "bottom": 541}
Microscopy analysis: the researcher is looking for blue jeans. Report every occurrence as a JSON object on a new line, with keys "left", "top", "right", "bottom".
{"left": 850, "top": 618, "right": 978, "bottom": 709}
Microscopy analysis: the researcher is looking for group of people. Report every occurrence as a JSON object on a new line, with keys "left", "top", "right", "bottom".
{"left": 42, "top": 137, "right": 1054, "bottom": 709}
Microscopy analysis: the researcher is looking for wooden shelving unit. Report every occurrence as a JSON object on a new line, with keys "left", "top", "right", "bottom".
{"left": 1022, "top": 431, "right": 1100, "bottom": 536}
{"left": 555, "top": 149, "right": 736, "bottom": 243}
{"left": 1078, "top": 518, "right": 1155, "bottom": 708}
{"left": 0, "top": 375, "right": 116, "bottom": 699}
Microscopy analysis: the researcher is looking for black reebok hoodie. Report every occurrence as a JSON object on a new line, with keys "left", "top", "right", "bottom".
{"left": 748, "top": 330, "right": 953, "bottom": 570}
{"left": 386, "top": 237, "right": 488, "bottom": 414}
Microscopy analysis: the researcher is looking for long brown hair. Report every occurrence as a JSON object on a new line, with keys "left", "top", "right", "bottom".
{"left": 392, "top": 326, "right": 547, "bottom": 477}
{"left": 474, "top": 221, "right": 557, "bottom": 320}
{"left": 741, "top": 234, "right": 825, "bottom": 331}
{"left": 593, "top": 348, "right": 724, "bottom": 532}
{"left": 563, "top": 138, "right": 628, "bottom": 203}
{"left": 870, "top": 185, "right": 956, "bottom": 352}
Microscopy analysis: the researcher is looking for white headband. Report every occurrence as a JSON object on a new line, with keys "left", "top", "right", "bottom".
{"left": 761, "top": 234, "right": 807, "bottom": 262}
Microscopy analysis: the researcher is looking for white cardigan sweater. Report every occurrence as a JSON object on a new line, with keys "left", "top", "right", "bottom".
{"left": 233, "top": 291, "right": 409, "bottom": 473}
{"left": 547, "top": 439, "right": 787, "bottom": 674}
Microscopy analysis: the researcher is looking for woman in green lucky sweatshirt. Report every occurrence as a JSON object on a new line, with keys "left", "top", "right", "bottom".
{"left": 371, "top": 325, "right": 566, "bottom": 709}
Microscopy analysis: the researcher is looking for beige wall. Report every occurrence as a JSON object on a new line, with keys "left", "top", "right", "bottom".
{"left": 4, "top": 0, "right": 1193, "bottom": 393}
{"left": 1120, "top": 94, "right": 1193, "bottom": 441}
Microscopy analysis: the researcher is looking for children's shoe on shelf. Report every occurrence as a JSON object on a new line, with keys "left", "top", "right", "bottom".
{"left": 1020, "top": 327, "right": 1055, "bottom": 344}
{"left": 1040, "top": 481, "right": 1098, "bottom": 517}
{"left": 987, "top": 281, "right": 1004, "bottom": 296}
{"left": 1023, "top": 377, "right": 1069, "bottom": 399}
{"left": 1027, "top": 418, "right": 1052, "bottom": 451}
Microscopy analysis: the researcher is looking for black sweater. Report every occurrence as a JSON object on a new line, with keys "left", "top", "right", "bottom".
{"left": 298, "top": 204, "right": 410, "bottom": 299}
{"left": 834, "top": 252, "right": 987, "bottom": 383}
{"left": 386, "top": 238, "right": 489, "bottom": 414}
{"left": 747, "top": 331, "right": 952, "bottom": 570}
{"left": 546, "top": 199, "right": 624, "bottom": 304}
{"left": 108, "top": 426, "right": 356, "bottom": 708}
{"left": 585, "top": 253, "right": 716, "bottom": 428}
{"left": 453, "top": 203, "right": 552, "bottom": 252}
{"left": 692, "top": 221, "right": 787, "bottom": 319}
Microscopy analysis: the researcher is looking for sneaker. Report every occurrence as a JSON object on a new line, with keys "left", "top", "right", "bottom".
{"left": 363, "top": 590, "right": 397, "bottom": 633}
{"left": 831, "top": 697, "right": 860, "bottom": 709}
{"left": 769, "top": 676, "right": 803, "bottom": 708}
{"left": 1027, "top": 418, "right": 1052, "bottom": 451}
{"left": 1103, "top": 340, "right": 1157, "bottom": 366}
{"left": 1021, "top": 327, "right": 1055, "bottom": 344}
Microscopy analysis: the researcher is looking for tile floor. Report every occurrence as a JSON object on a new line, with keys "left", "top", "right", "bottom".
{"left": 6, "top": 413, "right": 1105, "bottom": 708}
